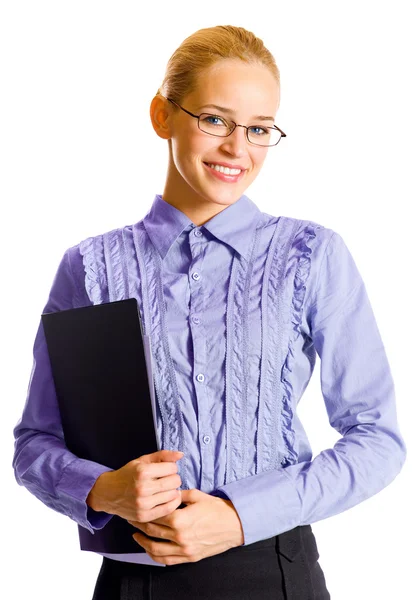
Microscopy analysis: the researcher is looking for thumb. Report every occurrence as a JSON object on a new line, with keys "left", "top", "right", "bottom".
{"left": 179, "top": 489, "right": 202, "bottom": 504}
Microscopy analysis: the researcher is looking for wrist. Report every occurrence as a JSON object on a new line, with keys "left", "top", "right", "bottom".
{"left": 223, "top": 498, "right": 245, "bottom": 546}
{"left": 86, "top": 471, "right": 113, "bottom": 513}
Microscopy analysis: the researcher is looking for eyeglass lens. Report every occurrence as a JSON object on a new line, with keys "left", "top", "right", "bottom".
{"left": 198, "top": 113, "right": 281, "bottom": 146}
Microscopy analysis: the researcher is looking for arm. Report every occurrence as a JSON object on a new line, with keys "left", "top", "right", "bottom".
{"left": 214, "top": 231, "right": 407, "bottom": 546}
{"left": 12, "top": 247, "right": 114, "bottom": 534}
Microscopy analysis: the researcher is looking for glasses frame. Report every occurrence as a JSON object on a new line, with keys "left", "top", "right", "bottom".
{"left": 166, "top": 97, "right": 286, "bottom": 147}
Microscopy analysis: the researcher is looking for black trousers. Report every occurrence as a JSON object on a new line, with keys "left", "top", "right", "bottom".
{"left": 91, "top": 524, "right": 330, "bottom": 600}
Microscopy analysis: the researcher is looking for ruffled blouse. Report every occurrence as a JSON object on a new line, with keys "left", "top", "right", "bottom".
{"left": 12, "top": 193, "right": 406, "bottom": 564}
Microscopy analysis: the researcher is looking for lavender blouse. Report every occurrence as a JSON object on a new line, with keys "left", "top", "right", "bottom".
{"left": 12, "top": 193, "right": 406, "bottom": 566}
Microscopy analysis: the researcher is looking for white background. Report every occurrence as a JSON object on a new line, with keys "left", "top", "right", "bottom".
{"left": 1, "top": 1, "right": 413, "bottom": 598}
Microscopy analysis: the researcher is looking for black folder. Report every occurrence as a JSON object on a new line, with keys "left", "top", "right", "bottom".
{"left": 41, "top": 297, "right": 161, "bottom": 553}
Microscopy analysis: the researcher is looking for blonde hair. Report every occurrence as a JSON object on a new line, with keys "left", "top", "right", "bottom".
{"left": 156, "top": 25, "right": 280, "bottom": 104}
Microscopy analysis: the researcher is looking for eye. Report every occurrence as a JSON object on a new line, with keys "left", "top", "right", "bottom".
{"left": 249, "top": 126, "right": 270, "bottom": 136}
{"left": 202, "top": 115, "right": 227, "bottom": 126}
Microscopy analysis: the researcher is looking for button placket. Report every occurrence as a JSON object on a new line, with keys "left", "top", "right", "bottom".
{"left": 188, "top": 228, "right": 213, "bottom": 489}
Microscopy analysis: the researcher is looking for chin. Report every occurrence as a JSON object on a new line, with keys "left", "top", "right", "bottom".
{"left": 202, "top": 190, "right": 242, "bottom": 206}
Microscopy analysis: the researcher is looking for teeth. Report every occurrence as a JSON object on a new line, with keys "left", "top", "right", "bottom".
{"left": 208, "top": 163, "right": 242, "bottom": 175}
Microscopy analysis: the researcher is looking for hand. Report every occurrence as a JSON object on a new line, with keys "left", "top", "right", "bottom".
{"left": 127, "top": 488, "right": 245, "bottom": 565}
{"left": 86, "top": 449, "right": 184, "bottom": 522}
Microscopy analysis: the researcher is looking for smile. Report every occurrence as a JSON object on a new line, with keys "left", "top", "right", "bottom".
{"left": 207, "top": 163, "right": 242, "bottom": 175}
{"left": 203, "top": 162, "right": 246, "bottom": 183}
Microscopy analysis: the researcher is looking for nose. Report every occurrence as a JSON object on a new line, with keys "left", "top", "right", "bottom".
{"left": 219, "top": 125, "right": 249, "bottom": 156}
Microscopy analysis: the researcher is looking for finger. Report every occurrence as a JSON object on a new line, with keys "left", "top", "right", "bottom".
{"left": 157, "top": 555, "right": 190, "bottom": 566}
{"left": 134, "top": 534, "right": 202, "bottom": 566}
{"left": 146, "top": 473, "right": 182, "bottom": 495}
{"left": 151, "top": 450, "right": 184, "bottom": 462}
{"left": 145, "top": 550, "right": 188, "bottom": 566}
{"left": 156, "top": 474, "right": 182, "bottom": 496}
{"left": 179, "top": 489, "right": 200, "bottom": 503}
{"left": 137, "top": 490, "right": 183, "bottom": 522}
{"left": 134, "top": 475, "right": 182, "bottom": 500}
{"left": 127, "top": 520, "right": 144, "bottom": 530}
{"left": 180, "top": 490, "right": 195, "bottom": 505}
{"left": 147, "top": 551, "right": 192, "bottom": 566}
{"left": 136, "top": 461, "right": 181, "bottom": 480}
{"left": 128, "top": 521, "right": 172, "bottom": 541}
{"left": 138, "top": 488, "right": 181, "bottom": 510}
{"left": 132, "top": 531, "right": 182, "bottom": 556}
{"left": 138, "top": 450, "right": 184, "bottom": 464}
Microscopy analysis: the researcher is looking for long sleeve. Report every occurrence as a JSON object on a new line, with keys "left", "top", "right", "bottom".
{"left": 215, "top": 231, "right": 407, "bottom": 546}
{"left": 12, "top": 248, "right": 114, "bottom": 534}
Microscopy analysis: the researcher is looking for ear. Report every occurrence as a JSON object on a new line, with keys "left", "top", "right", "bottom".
{"left": 149, "top": 95, "right": 174, "bottom": 140}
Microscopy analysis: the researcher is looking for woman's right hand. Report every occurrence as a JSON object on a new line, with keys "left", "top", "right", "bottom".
{"left": 86, "top": 449, "right": 184, "bottom": 522}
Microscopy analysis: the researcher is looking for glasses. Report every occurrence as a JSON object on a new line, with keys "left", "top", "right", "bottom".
{"left": 166, "top": 97, "right": 286, "bottom": 147}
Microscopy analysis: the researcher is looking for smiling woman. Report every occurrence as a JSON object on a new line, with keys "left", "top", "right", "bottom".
{"left": 152, "top": 68, "right": 276, "bottom": 220}
{"left": 12, "top": 23, "right": 405, "bottom": 600}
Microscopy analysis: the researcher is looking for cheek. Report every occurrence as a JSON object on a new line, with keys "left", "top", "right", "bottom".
{"left": 251, "top": 150, "right": 268, "bottom": 172}
{"left": 173, "top": 136, "right": 217, "bottom": 172}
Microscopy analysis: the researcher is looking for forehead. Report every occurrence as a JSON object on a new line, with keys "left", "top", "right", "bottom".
{"left": 188, "top": 59, "right": 280, "bottom": 115}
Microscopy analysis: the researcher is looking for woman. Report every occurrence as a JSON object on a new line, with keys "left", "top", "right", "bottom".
{"left": 12, "top": 24, "right": 406, "bottom": 600}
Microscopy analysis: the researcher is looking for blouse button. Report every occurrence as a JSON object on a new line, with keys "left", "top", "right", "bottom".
{"left": 194, "top": 229, "right": 202, "bottom": 237}
{"left": 192, "top": 316, "right": 200, "bottom": 324}
{"left": 196, "top": 373, "right": 205, "bottom": 383}
{"left": 192, "top": 272, "right": 201, "bottom": 281}
{"left": 203, "top": 435, "right": 211, "bottom": 444}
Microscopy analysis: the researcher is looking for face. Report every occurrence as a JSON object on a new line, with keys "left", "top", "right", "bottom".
{"left": 150, "top": 59, "right": 280, "bottom": 224}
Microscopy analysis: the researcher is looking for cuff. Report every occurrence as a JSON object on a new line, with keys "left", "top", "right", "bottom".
{"left": 215, "top": 467, "right": 302, "bottom": 546}
{"left": 57, "top": 457, "right": 114, "bottom": 534}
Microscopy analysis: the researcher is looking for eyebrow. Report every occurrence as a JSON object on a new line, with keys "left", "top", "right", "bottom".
{"left": 197, "top": 104, "right": 275, "bottom": 122}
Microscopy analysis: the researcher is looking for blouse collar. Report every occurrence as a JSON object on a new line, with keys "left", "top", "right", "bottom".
{"left": 143, "top": 193, "right": 262, "bottom": 260}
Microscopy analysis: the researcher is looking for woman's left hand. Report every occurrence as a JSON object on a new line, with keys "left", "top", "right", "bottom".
{"left": 127, "top": 488, "right": 245, "bottom": 565}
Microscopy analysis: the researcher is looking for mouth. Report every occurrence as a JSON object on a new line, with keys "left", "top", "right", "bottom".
{"left": 203, "top": 162, "right": 246, "bottom": 183}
